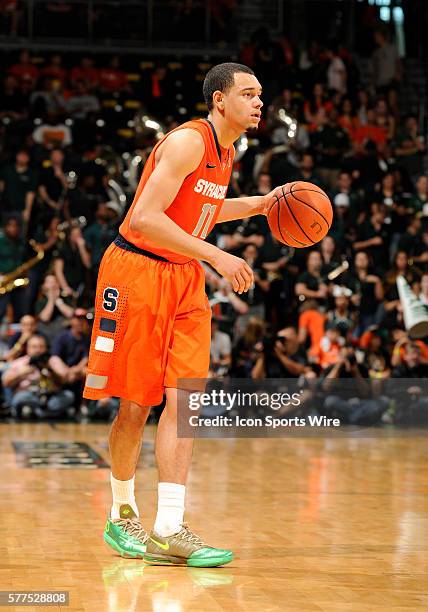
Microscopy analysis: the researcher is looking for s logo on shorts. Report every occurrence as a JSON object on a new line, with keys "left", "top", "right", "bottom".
{"left": 103, "top": 287, "right": 119, "bottom": 312}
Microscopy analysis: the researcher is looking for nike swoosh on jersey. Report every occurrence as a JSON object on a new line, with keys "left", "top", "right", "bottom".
{"left": 206, "top": 163, "right": 216, "bottom": 168}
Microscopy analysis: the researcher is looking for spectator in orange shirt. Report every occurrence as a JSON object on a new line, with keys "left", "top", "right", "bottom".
{"left": 304, "top": 82, "right": 333, "bottom": 130}
{"left": 298, "top": 301, "right": 326, "bottom": 360}
{"left": 338, "top": 98, "right": 360, "bottom": 142}
{"left": 318, "top": 322, "right": 344, "bottom": 369}
{"left": 353, "top": 108, "right": 386, "bottom": 150}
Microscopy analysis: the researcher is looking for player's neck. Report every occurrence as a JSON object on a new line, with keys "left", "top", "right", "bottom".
{"left": 208, "top": 113, "right": 242, "bottom": 148}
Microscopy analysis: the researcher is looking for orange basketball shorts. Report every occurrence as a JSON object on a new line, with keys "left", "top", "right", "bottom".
{"left": 83, "top": 241, "right": 211, "bottom": 406}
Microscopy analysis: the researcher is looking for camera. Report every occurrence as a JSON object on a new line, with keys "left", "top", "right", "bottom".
{"left": 262, "top": 335, "right": 286, "bottom": 356}
{"left": 347, "top": 353, "right": 356, "bottom": 366}
{"left": 29, "top": 352, "right": 50, "bottom": 370}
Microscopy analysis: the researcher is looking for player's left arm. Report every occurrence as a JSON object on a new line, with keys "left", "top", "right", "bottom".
{"left": 216, "top": 184, "right": 290, "bottom": 223}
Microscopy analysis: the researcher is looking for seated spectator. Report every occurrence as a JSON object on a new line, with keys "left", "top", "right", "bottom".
{"left": 338, "top": 98, "right": 359, "bottom": 141}
{"left": 346, "top": 251, "right": 384, "bottom": 336}
{"left": 326, "top": 289, "right": 355, "bottom": 337}
{"left": 290, "top": 153, "right": 324, "bottom": 188}
{"left": 354, "top": 203, "right": 390, "bottom": 271}
{"left": 99, "top": 56, "right": 129, "bottom": 93}
{"left": 374, "top": 98, "right": 395, "bottom": 141}
{"left": 67, "top": 81, "right": 100, "bottom": 119}
{"left": 331, "top": 170, "right": 362, "bottom": 222}
{"left": 252, "top": 326, "right": 307, "bottom": 379}
{"left": 65, "top": 173, "right": 106, "bottom": 227}
{"left": 355, "top": 89, "right": 371, "bottom": 126}
{"left": 319, "top": 235, "right": 342, "bottom": 276}
{"left": 318, "top": 322, "right": 344, "bottom": 369}
{"left": 303, "top": 83, "right": 333, "bottom": 129}
{"left": 330, "top": 193, "right": 355, "bottom": 250}
{"left": 298, "top": 301, "right": 326, "bottom": 360}
{"left": 4, "top": 314, "right": 37, "bottom": 362}
{"left": 325, "top": 44, "right": 347, "bottom": 95}
{"left": 207, "top": 277, "right": 249, "bottom": 338}
{"left": 2, "top": 333, "right": 74, "bottom": 418}
{"left": 8, "top": 50, "right": 39, "bottom": 86}
{"left": 0, "top": 74, "right": 27, "bottom": 120}
{"left": 353, "top": 108, "right": 387, "bottom": 151}
{"left": 35, "top": 273, "right": 74, "bottom": 341}
{"left": 32, "top": 111, "right": 72, "bottom": 150}
{"left": 397, "top": 218, "right": 425, "bottom": 258}
{"left": 0, "top": 149, "right": 37, "bottom": 224}
{"left": 234, "top": 243, "right": 269, "bottom": 336}
{"left": 391, "top": 342, "right": 428, "bottom": 425}
{"left": 30, "top": 79, "right": 68, "bottom": 119}
{"left": 53, "top": 226, "right": 91, "bottom": 298}
{"left": 312, "top": 108, "right": 350, "bottom": 189}
{"left": 84, "top": 202, "right": 121, "bottom": 275}
{"left": 361, "top": 329, "right": 391, "bottom": 380}
{"left": 390, "top": 333, "right": 428, "bottom": 370}
{"left": 395, "top": 115, "right": 426, "bottom": 182}
{"left": 372, "top": 171, "right": 400, "bottom": 209}
{"left": 38, "top": 148, "right": 71, "bottom": 218}
{"left": 321, "top": 347, "right": 387, "bottom": 425}
{"left": 209, "top": 318, "right": 232, "bottom": 378}
{"left": 70, "top": 57, "right": 99, "bottom": 90}
{"left": 0, "top": 217, "right": 27, "bottom": 323}
{"left": 408, "top": 174, "right": 428, "bottom": 215}
{"left": 419, "top": 272, "right": 428, "bottom": 305}
{"left": 40, "top": 54, "right": 67, "bottom": 87}
{"left": 232, "top": 316, "right": 265, "bottom": 377}
{"left": 49, "top": 309, "right": 90, "bottom": 387}
{"left": 295, "top": 250, "right": 328, "bottom": 308}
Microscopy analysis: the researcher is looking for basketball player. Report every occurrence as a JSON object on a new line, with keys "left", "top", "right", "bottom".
{"left": 83, "top": 63, "right": 285, "bottom": 567}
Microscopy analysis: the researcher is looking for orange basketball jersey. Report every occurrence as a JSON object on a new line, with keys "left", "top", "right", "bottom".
{"left": 120, "top": 119, "right": 235, "bottom": 263}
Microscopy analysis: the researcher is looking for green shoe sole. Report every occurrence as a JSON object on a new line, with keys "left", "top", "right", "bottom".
{"left": 103, "top": 531, "right": 146, "bottom": 559}
{"left": 143, "top": 552, "right": 233, "bottom": 567}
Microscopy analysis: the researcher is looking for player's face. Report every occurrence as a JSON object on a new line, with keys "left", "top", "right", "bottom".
{"left": 224, "top": 72, "right": 263, "bottom": 131}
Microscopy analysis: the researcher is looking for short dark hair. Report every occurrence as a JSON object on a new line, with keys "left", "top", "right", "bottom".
{"left": 203, "top": 62, "right": 254, "bottom": 111}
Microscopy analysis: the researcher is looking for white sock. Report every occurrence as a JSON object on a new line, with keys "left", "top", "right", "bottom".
{"left": 110, "top": 473, "right": 139, "bottom": 519}
{"left": 154, "top": 482, "right": 185, "bottom": 537}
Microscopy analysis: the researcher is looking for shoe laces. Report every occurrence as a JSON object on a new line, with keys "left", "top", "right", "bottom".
{"left": 178, "top": 523, "right": 205, "bottom": 547}
{"left": 113, "top": 517, "right": 149, "bottom": 544}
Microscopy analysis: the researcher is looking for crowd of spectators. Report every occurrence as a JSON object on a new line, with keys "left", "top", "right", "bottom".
{"left": 0, "top": 24, "right": 427, "bottom": 425}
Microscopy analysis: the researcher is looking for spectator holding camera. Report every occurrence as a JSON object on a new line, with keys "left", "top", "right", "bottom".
{"left": 321, "top": 347, "right": 387, "bottom": 424}
{"left": 2, "top": 333, "right": 74, "bottom": 418}
{"left": 252, "top": 326, "right": 307, "bottom": 379}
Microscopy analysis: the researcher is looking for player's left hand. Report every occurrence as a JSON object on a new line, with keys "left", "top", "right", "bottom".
{"left": 261, "top": 183, "right": 292, "bottom": 216}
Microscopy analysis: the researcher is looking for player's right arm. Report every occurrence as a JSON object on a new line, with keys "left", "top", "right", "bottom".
{"left": 129, "top": 129, "right": 253, "bottom": 293}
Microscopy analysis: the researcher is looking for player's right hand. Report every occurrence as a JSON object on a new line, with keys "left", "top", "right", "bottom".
{"left": 211, "top": 251, "right": 254, "bottom": 294}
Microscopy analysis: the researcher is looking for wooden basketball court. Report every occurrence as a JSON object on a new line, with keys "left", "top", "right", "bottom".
{"left": 1, "top": 422, "right": 427, "bottom": 611}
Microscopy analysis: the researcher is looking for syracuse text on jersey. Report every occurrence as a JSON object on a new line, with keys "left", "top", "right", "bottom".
{"left": 194, "top": 179, "right": 228, "bottom": 199}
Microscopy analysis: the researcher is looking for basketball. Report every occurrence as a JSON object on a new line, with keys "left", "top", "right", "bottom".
{"left": 267, "top": 181, "right": 333, "bottom": 248}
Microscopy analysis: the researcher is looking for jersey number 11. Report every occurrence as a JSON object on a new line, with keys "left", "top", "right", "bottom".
{"left": 192, "top": 203, "right": 217, "bottom": 239}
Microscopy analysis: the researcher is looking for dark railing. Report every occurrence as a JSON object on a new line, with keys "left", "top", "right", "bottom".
{"left": 0, "top": 0, "right": 246, "bottom": 55}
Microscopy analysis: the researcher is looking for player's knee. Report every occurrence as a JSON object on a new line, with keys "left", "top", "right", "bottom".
{"left": 117, "top": 401, "right": 150, "bottom": 429}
